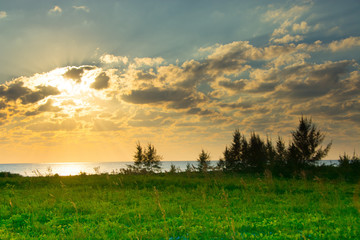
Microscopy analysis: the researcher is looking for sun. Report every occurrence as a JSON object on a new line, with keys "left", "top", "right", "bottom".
{"left": 26, "top": 66, "right": 107, "bottom": 116}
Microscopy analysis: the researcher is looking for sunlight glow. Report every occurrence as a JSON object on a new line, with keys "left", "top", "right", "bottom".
{"left": 49, "top": 162, "right": 91, "bottom": 176}
{"left": 24, "top": 67, "right": 110, "bottom": 116}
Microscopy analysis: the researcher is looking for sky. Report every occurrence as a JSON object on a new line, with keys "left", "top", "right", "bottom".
{"left": 0, "top": 0, "right": 359, "bottom": 163}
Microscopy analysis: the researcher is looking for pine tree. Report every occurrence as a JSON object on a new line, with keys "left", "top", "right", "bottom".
{"left": 275, "top": 136, "right": 287, "bottom": 163}
{"left": 133, "top": 142, "right": 144, "bottom": 170}
{"left": 197, "top": 149, "right": 211, "bottom": 172}
{"left": 290, "top": 116, "right": 332, "bottom": 167}
{"left": 132, "top": 142, "right": 162, "bottom": 172}
{"left": 266, "top": 137, "right": 276, "bottom": 167}
{"left": 223, "top": 129, "right": 248, "bottom": 171}
{"left": 247, "top": 133, "right": 267, "bottom": 172}
{"left": 143, "top": 143, "right": 162, "bottom": 172}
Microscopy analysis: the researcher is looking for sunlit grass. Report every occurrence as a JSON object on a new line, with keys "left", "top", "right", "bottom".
{"left": 0, "top": 173, "right": 359, "bottom": 239}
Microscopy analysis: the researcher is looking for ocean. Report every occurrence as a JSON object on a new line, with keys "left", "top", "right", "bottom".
{"left": 0, "top": 160, "right": 339, "bottom": 177}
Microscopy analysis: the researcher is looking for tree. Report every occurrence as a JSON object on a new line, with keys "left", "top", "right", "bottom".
{"left": 247, "top": 133, "right": 267, "bottom": 172}
{"left": 270, "top": 136, "right": 288, "bottom": 176}
{"left": 133, "top": 142, "right": 144, "bottom": 169}
{"left": 275, "top": 136, "right": 287, "bottom": 164}
{"left": 265, "top": 137, "right": 276, "bottom": 167}
{"left": 132, "top": 142, "right": 162, "bottom": 172}
{"left": 290, "top": 116, "right": 332, "bottom": 167}
{"left": 197, "top": 149, "right": 211, "bottom": 172}
{"left": 223, "top": 129, "right": 248, "bottom": 171}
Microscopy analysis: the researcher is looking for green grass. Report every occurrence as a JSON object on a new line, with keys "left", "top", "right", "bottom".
{"left": 0, "top": 172, "right": 359, "bottom": 239}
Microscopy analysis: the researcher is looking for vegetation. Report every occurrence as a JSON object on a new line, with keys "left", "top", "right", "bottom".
{"left": 1, "top": 172, "right": 360, "bottom": 239}
{"left": 196, "top": 149, "right": 211, "bottom": 172}
{"left": 221, "top": 116, "right": 334, "bottom": 177}
{"left": 289, "top": 116, "right": 332, "bottom": 167}
{"left": 1, "top": 116, "right": 359, "bottom": 239}
{"left": 130, "top": 142, "right": 162, "bottom": 173}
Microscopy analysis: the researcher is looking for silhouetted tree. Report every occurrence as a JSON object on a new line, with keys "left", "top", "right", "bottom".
{"left": 168, "top": 164, "right": 179, "bottom": 174}
{"left": 143, "top": 143, "right": 162, "bottom": 172}
{"left": 132, "top": 142, "right": 162, "bottom": 172}
{"left": 247, "top": 133, "right": 267, "bottom": 172}
{"left": 197, "top": 149, "right": 211, "bottom": 172}
{"left": 223, "top": 129, "right": 248, "bottom": 171}
{"left": 290, "top": 116, "right": 332, "bottom": 167}
{"left": 339, "top": 152, "right": 360, "bottom": 180}
{"left": 133, "top": 142, "right": 144, "bottom": 169}
{"left": 275, "top": 137, "right": 287, "bottom": 163}
{"left": 266, "top": 137, "right": 276, "bottom": 167}
{"left": 270, "top": 136, "right": 288, "bottom": 175}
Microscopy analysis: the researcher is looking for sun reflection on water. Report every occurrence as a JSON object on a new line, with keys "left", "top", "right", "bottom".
{"left": 46, "top": 162, "right": 93, "bottom": 176}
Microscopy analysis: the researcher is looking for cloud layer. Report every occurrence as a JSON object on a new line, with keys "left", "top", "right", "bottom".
{"left": 0, "top": 1, "right": 359, "bottom": 162}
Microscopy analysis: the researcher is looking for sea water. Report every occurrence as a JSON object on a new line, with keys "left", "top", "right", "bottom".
{"left": 0, "top": 161, "right": 200, "bottom": 176}
{"left": 0, "top": 160, "right": 339, "bottom": 176}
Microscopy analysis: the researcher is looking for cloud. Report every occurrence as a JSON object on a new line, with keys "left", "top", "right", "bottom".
{"left": 0, "top": 101, "right": 6, "bottom": 109}
{"left": 27, "top": 119, "right": 77, "bottom": 132}
{"left": 122, "top": 87, "right": 189, "bottom": 104}
{"left": 134, "top": 57, "right": 164, "bottom": 66}
{"left": 264, "top": 3, "right": 313, "bottom": 44}
{"left": 186, "top": 108, "right": 214, "bottom": 116}
{"left": 91, "top": 72, "right": 110, "bottom": 90}
{"left": 73, "top": 6, "right": 90, "bottom": 13}
{"left": 292, "top": 21, "right": 309, "bottom": 33}
{"left": 0, "top": 80, "right": 60, "bottom": 108}
{"left": 0, "top": 81, "right": 31, "bottom": 102}
{"left": 20, "top": 85, "right": 60, "bottom": 104}
{"left": 92, "top": 119, "right": 119, "bottom": 131}
{"left": 100, "top": 54, "right": 128, "bottom": 64}
{"left": 272, "top": 34, "right": 304, "bottom": 43}
{"left": 25, "top": 99, "right": 62, "bottom": 116}
{"left": 274, "top": 60, "right": 354, "bottom": 99}
{"left": 263, "top": 5, "right": 309, "bottom": 23}
{"left": 0, "top": 18, "right": 358, "bottom": 153}
{"left": 0, "top": 11, "right": 7, "bottom": 19}
{"left": 328, "top": 36, "right": 360, "bottom": 52}
{"left": 129, "top": 118, "right": 173, "bottom": 127}
{"left": 218, "top": 79, "right": 246, "bottom": 92}
{"left": 48, "top": 6, "right": 62, "bottom": 15}
{"left": 135, "top": 70, "right": 157, "bottom": 81}
{"left": 121, "top": 87, "right": 205, "bottom": 109}
{"left": 63, "top": 66, "right": 94, "bottom": 83}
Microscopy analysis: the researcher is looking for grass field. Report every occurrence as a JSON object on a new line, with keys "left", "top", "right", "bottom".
{"left": 1, "top": 172, "right": 359, "bottom": 239}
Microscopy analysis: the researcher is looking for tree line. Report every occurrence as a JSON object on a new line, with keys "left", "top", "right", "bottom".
{"left": 130, "top": 116, "right": 359, "bottom": 179}
{"left": 217, "top": 116, "right": 332, "bottom": 176}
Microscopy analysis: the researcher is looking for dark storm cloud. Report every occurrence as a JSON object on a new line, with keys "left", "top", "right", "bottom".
{"left": 122, "top": 87, "right": 205, "bottom": 109}
{"left": 63, "top": 66, "right": 94, "bottom": 83}
{"left": 91, "top": 72, "right": 110, "bottom": 90}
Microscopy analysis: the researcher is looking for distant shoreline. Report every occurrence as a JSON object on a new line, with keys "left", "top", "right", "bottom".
{"left": 0, "top": 160, "right": 340, "bottom": 177}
